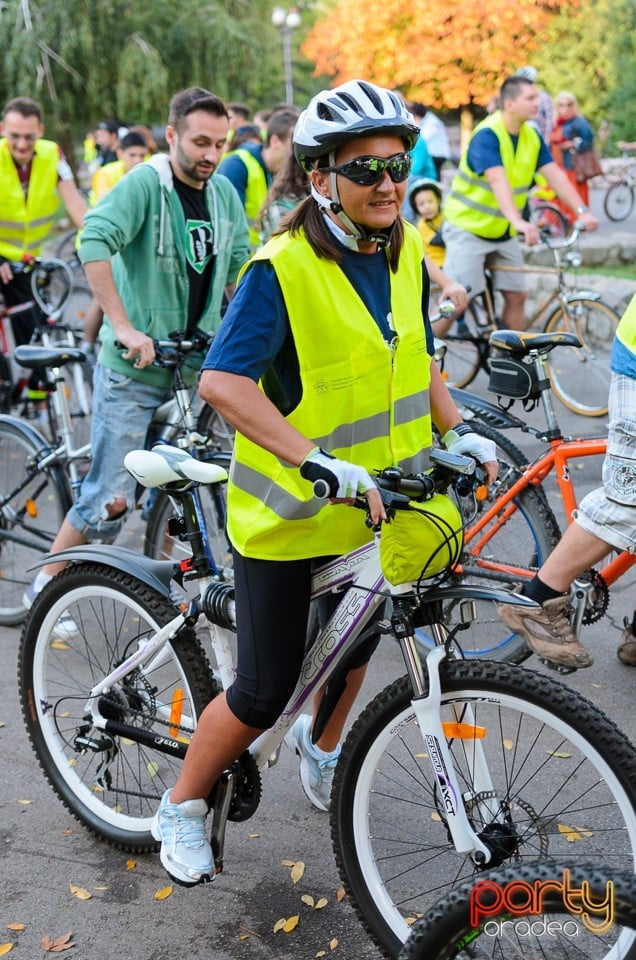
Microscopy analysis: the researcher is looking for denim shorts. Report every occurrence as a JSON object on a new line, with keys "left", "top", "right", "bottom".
{"left": 441, "top": 221, "right": 527, "bottom": 298}
{"left": 67, "top": 364, "right": 173, "bottom": 543}
{"left": 575, "top": 372, "right": 636, "bottom": 553}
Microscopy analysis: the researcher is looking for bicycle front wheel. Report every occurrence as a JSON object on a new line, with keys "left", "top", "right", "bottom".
{"left": 0, "top": 417, "right": 71, "bottom": 625}
{"left": 604, "top": 182, "right": 635, "bottom": 222}
{"left": 18, "top": 563, "right": 218, "bottom": 849}
{"left": 438, "top": 302, "right": 487, "bottom": 389}
{"left": 544, "top": 298, "right": 620, "bottom": 416}
{"left": 398, "top": 861, "right": 636, "bottom": 960}
{"left": 331, "top": 662, "right": 636, "bottom": 958}
{"left": 419, "top": 422, "right": 561, "bottom": 664}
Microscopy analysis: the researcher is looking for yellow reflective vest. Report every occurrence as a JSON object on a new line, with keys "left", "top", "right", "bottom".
{"left": 0, "top": 138, "right": 60, "bottom": 259}
{"left": 616, "top": 294, "right": 636, "bottom": 355}
{"left": 233, "top": 148, "right": 268, "bottom": 251}
{"left": 90, "top": 160, "right": 125, "bottom": 206}
{"left": 444, "top": 112, "right": 540, "bottom": 240}
{"left": 228, "top": 223, "right": 433, "bottom": 560}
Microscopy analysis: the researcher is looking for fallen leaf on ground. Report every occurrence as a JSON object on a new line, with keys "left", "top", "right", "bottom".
{"left": 336, "top": 887, "right": 345, "bottom": 902}
{"left": 546, "top": 749, "right": 571, "bottom": 759}
{"left": 301, "top": 894, "right": 315, "bottom": 908}
{"left": 273, "top": 916, "right": 299, "bottom": 933}
{"left": 290, "top": 861, "right": 305, "bottom": 884}
{"left": 238, "top": 923, "right": 261, "bottom": 940}
{"left": 154, "top": 885, "right": 173, "bottom": 901}
{"left": 281, "top": 859, "right": 295, "bottom": 867}
{"left": 69, "top": 883, "right": 92, "bottom": 901}
{"left": 5, "top": 925, "right": 24, "bottom": 932}
{"left": 17, "top": 799, "right": 32, "bottom": 805}
{"left": 0, "top": 945, "right": 13, "bottom": 956}
{"left": 329, "top": 938, "right": 339, "bottom": 950}
{"left": 557, "top": 823, "right": 593, "bottom": 842}
{"left": 126, "top": 860, "right": 137, "bottom": 870}
{"left": 41, "top": 931, "right": 75, "bottom": 952}
{"left": 502, "top": 738, "right": 514, "bottom": 750}
{"left": 315, "top": 897, "right": 328, "bottom": 909}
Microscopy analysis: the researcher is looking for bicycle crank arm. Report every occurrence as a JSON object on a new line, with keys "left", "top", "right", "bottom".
{"left": 208, "top": 768, "right": 234, "bottom": 875}
{"left": 412, "top": 646, "right": 493, "bottom": 862}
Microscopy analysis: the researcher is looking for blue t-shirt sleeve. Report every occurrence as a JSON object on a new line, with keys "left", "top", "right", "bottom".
{"left": 216, "top": 154, "right": 249, "bottom": 205}
{"left": 202, "top": 261, "right": 288, "bottom": 381}
{"left": 468, "top": 128, "right": 552, "bottom": 174}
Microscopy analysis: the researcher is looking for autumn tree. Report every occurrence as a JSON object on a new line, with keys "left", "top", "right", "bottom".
{"left": 302, "top": 0, "right": 577, "bottom": 137}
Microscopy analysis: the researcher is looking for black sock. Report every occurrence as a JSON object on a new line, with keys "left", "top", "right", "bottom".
{"left": 521, "top": 575, "right": 565, "bottom": 605}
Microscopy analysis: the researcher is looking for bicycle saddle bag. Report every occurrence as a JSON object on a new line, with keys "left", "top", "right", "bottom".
{"left": 380, "top": 492, "right": 463, "bottom": 585}
{"left": 488, "top": 355, "right": 542, "bottom": 402}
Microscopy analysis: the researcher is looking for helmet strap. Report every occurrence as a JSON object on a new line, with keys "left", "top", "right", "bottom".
{"left": 311, "top": 152, "right": 396, "bottom": 249}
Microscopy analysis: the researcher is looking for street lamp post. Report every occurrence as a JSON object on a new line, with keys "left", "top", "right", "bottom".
{"left": 271, "top": 6, "right": 301, "bottom": 105}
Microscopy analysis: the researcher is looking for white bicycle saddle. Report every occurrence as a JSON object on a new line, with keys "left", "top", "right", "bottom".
{"left": 124, "top": 445, "right": 228, "bottom": 489}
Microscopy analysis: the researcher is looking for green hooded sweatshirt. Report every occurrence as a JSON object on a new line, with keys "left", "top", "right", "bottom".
{"left": 79, "top": 154, "right": 250, "bottom": 387}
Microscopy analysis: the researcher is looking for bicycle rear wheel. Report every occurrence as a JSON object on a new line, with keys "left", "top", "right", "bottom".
{"left": 420, "top": 422, "right": 560, "bottom": 664}
{"left": 0, "top": 416, "right": 71, "bottom": 624}
{"left": 529, "top": 201, "right": 570, "bottom": 239}
{"left": 544, "top": 298, "right": 619, "bottom": 417}
{"left": 398, "top": 861, "right": 636, "bottom": 960}
{"left": 18, "top": 563, "right": 218, "bottom": 849}
{"left": 438, "top": 303, "right": 487, "bottom": 389}
{"left": 604, "top": 182, "right": 635, "bottom": 222}
{"left": 332, "top": 662, "right": 636, "bottom": 958}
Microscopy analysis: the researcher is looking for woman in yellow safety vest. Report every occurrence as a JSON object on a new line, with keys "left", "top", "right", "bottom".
{"left": 149, "top": 80, "right": 498, "bottom": 888}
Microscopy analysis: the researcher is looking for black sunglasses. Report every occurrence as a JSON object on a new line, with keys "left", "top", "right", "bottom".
{"left": 322, "top": 153, "right": 412, "bottom": 186}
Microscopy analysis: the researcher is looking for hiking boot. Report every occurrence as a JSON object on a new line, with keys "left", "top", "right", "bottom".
{"left": 617, "top": 617, "right": 636, "bottom": 666}
{"left": 498, "top": 593, "right": 593, "bottom": 670}
{"left": 285, "top": 714, "right": 340, "bottom": 812}
{"left": 23, "top": 580, "right": 79, "bottom": 642}
{"left": 151, "top": 789, "right": 214, "bottom": 886}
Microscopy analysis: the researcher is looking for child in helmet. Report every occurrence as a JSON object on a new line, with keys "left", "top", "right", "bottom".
{"left": 409, "top": 178, "right": 445, "bottom": 267}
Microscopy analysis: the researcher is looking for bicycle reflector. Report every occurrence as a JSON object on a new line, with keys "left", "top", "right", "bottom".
{"left": 380, "top": 492, "right": 463, "bottom": 585}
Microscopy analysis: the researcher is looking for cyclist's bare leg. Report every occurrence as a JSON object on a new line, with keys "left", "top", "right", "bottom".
{"left": 500, "top": 289, "right": 527, "bottom": 330}
{"left": 534, "top": 519, "right": 612, "bottom": 593}
{"left": 170, "top": 691, "right": 262, "bottom": 804}
{"left": 42, "top": 497, "right": 128, "bottom": 576}
{"left": 313, "top": 664, "right": 367, "bottom": 753}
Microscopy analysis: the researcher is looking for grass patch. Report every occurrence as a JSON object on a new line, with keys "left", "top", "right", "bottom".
{"left": 579, "top": 263, "right": 636, "bottom": 282}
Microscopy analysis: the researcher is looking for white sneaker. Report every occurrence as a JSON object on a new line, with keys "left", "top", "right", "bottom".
{"left": 285, "top": 714, "right": 340, "bottom": 812}
{"left": 22, "top": 580, "right": 80, "bottom": 641}
{"left": 151, "top": 789, "right": 214, "bottom": 886}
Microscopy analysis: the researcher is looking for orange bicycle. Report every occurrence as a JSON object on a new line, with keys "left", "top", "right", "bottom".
{"left": 438, "top": 328, "right": 635, "bottom": 665}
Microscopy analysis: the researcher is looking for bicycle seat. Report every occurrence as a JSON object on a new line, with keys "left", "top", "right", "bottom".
{"left": 13, "top": 344, "right": 87, "bottom": 369}
{"left": 489, "top": 330, "right": 583, "bottom": 356}
{"left": 124, "top": 445, "right": 228, "bottom": 489}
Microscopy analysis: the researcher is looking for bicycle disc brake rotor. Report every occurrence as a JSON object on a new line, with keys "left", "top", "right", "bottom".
{"left": 466, "top": 791, "right": 549, "bottom": 869}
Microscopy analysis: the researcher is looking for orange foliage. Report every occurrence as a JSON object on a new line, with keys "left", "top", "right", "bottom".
{"left": 302, "top": 0, "right": 578, "bottom": 109}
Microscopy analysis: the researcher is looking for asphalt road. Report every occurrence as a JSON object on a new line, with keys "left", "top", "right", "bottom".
{"left": 2, "top": 198, "right": 635, "bottom": 960}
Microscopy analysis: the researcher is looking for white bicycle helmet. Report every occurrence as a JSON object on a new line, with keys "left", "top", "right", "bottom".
{"left": 294, "top": 79, "right": 419, "bottom": 171}
{"left": 408, "top": 177, "right": 442, "bottom": 215}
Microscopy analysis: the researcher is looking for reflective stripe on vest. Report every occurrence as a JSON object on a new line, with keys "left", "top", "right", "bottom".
{"left": 616, "top": 294, "right": 636, "bottom": 355}
{"left": 233, "top": 148, "right": 268, "bottom": 251}
{"left": 444, "top": 112, "right": 540, "bottom": 239}
{"left": 0, "top": 138, "right": 60, "bottom": 258}
{"left": 227, "top": 223, "right": 433, "bottom": 560}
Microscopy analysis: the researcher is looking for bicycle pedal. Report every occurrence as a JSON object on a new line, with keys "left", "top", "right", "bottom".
{"left": 537, "top": 656, "right": 577, "bottom": 676}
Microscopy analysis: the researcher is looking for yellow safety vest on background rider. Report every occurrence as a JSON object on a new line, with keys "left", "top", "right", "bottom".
{"left": 444, "top": 112, "right": 540, "bottom": 240}
{"left": 616, "top": 294, "right": 636, "bottom": 356}
{"left": 0, "top": 138, "right": 60, "bottom": 259}
{"left": 90, "top": 159, "right": 125, "bottom": 206}
{"left": 228, "top": 223, "right": 433, "bottom": 560}
{"left": 233, "top": 148, "right": 268, "bottom": 251}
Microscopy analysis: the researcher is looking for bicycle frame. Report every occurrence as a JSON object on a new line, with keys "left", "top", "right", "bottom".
{"left": 56, "top": 447, "right": 537, "bottom": 872}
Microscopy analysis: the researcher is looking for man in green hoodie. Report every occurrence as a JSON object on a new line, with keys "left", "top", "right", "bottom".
{"left": 23, "top": 86, "right": 249, "bottom": 622}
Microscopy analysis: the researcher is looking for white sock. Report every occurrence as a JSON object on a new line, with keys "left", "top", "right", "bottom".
{"left": 33, "top": 571, "right": 53, "bottom": 595}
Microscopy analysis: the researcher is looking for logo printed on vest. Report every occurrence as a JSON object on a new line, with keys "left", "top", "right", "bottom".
{"left": 185, "top": 219, "right": 214, "bottom": 275}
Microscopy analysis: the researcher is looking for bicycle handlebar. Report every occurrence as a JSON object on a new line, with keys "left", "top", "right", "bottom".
{"left": 114, "top": 329, "right": 213, "bottom": 368}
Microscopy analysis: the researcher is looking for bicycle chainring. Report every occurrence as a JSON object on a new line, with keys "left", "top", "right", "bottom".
{"left": 578, "top": 568, "right": 610, "bottom": 625}
{"left": 228, "top": 750, "right": 262, "bottom": 822}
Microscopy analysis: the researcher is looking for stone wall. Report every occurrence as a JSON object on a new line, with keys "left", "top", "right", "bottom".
{"left": 523, "top": 231, "right": 636, "bottom": 317}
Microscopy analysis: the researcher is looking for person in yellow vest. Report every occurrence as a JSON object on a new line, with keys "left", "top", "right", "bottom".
{"left": 442, "top": 74, "right": 599, "bottom": 330}
{"left": 89, "top": 130, "right": 148, "bottom": 205}
{"left": 499, "top": 294, "right": 636, "bottom": 669}
{"left": 0, "top": 96, "right": 86, "bottom": 346}
{"left": 217, "top": 106, "right": 299, "bottom": 251}
{"left": 150, "top": 80, "right": 499, "bottom": 887}
{"left": 409, "top": 178, "right": 446, "bottom": 267}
